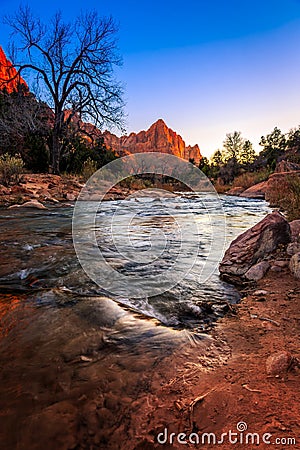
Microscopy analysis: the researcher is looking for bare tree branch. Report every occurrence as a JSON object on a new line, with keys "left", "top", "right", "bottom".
{"left": 3, "top": 6, "right": 124, "bottom": 173}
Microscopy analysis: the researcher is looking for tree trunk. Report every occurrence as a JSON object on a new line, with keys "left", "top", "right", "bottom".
{"left": 52, "top": 119, "right": 62, "bottom": 175}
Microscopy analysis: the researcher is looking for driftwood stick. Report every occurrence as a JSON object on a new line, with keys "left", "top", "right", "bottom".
{"left": 250, "top": 314, "right": 280, "bottom": 327}
{"left": 242, "top": 383, "right": 261, "bottom": 393}
{"left": 189, "top": 388, "right": 216, "bottom": 414}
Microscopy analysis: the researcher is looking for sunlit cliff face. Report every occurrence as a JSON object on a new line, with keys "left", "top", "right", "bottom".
{"left": 102, "top": 119, "right": 202, "bottom": 164}
{"left": 0, "top": 46, "right": 28, "bottom": 93}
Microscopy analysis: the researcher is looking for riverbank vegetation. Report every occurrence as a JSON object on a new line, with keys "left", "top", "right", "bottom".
{"left": 0, "top": 6, "right": 299, "bottom": 219}
{"left": 199, "top": 127, "right": 300, "bottom": 219}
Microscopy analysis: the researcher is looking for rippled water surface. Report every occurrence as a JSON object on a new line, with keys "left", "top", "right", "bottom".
{"left": 0, "top": 193, "right": 271, "bottom": 329}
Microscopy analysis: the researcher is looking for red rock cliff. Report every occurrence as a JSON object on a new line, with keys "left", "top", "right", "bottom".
{"left": 0, "top": 46, "right": 28, "bottom": 93}
{"left": 103, "top": 119, "right": 202, "bottom": 164}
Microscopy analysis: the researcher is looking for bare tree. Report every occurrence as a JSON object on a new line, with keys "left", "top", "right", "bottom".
{"left": 0, "top": 87, "right": 50, "bottom": 153}
{"left": 3, "top": 6, "right": 124, "bottom": 174}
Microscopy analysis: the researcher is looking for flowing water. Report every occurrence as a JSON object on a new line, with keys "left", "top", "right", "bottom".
{"left": 0, "top": 194, "right": 271, "bottom": 449}
{"left": 0, "top": 194, "right": 270, "bottom": 328}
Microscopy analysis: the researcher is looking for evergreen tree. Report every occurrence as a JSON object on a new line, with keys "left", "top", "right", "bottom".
{"left": 259, "top": 127, "right": 286, "bottom": 170}
{"left": 239, "top": 139, "right": 256, "bottom": 165}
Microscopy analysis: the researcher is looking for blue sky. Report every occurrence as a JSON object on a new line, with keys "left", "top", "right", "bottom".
{"left": 1, "top": 0, "right": 300, "bottom": 157}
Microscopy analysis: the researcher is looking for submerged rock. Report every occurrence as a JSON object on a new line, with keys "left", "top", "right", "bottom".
{"left": 8, "top": 200, "right": 47, "bottom": 210}
{"left": 219, "top": 211, "right": 291, "bottom": 284}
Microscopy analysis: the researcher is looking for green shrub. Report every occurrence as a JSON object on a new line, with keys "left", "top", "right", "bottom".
{"left": 81, "top": 157, "right": 98, "bottom": 182}
{"left": 0, "top": 153, "right": 24, "bottom": 186}
{"left": 267, "top": 174, "right": 300, "bottom": 220}
{"left": 232, "top": 168, "right": 271, "bottom": 189}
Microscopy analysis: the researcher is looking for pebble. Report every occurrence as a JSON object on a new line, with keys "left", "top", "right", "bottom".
{"left": 253, "top": 290, "right": 269, "bottom": 297}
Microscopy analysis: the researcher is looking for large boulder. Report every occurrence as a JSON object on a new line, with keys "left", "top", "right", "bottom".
{"left": 239, "top": 181, "right": 268, "bottom": 199}
{"left": 219, "top": 211, "right": 291, "bottom": 284}
{"left": 226, "top": 186, "right": 245, "bottom": 196}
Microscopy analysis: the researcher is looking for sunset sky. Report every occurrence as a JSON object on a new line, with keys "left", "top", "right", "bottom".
{"left": 1, "top": 0, "right": 300, "bottom": 157}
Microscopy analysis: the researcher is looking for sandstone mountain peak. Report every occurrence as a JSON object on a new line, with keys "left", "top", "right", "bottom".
{"left": 151, "top": 118, "right": 167, "bottom": 127}
{"left": 102, "top": 120, "right": 202, "bottom": 164}
{"left": 0, "top": 46, "right": 28, "bottom": 93}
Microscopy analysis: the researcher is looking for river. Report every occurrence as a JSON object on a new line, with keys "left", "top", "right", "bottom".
{"left": 0, "top": 193, "right": 271, "bottom": 449}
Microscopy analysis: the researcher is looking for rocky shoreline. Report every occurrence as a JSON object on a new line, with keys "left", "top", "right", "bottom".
{"left": 219, "top": 210, "right": 300, "bottom": 284}
{"left": 0, "top": 175, "right": 299, "bottom": 449}
{"left": 0, "top": 173, "right": 134, "bottom": 208}
{"left": 0, "top": 253, "right": 298, "bottom": 449}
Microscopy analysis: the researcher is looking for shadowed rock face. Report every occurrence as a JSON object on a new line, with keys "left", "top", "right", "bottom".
{"left": 0, "top": 46, "right": 28, "bottom": 93}
{"left": 219, "top": 211, "right": 291, "bottom": 284}
{"left": 102, "top": 119, "right": 202, "bottom": 164}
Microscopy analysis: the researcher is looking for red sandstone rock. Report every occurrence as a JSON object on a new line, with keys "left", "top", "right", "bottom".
{"left": 266, "top": 352, "right": 292, "bottom": 375}
{"left": 239, "top": 181, "right": 268, "bottom": 199}
{"left": 0, "top": 46, "right": 28, "bottom": 93}
{"left": 226, "top": 186, "right": 245, "bottom": 196}
{"left": 219, "top": 211, "right": 291, "bottom": 284}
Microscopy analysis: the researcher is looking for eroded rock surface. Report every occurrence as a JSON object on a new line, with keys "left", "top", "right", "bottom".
{"left": 219, "top": 211, "right": 291, "bottom": 284}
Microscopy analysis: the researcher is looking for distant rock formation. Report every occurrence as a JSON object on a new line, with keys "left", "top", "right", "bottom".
{"left": 0, "top": 49, "right": 202, "bottom": 163}
{"left": 102, "top": 119, "right": 202, "bottom": 164}
{"left": 0, "top": 46, "right": 28, "bottom": 93}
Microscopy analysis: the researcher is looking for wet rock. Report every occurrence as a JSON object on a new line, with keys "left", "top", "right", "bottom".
{"left": 66, "top": 193, "right": 76, "bottom": 201}
{"left": 239, "top": 181, "right": 268, "bottom": 199}
{"left": 289, "top": 252, "right": 300, "bottom": 279}
{"left": 104, "top": 393, "right": 120, "bottom": 412}
{"left": 245, "top": 261, "right": 270, "bottom": 281}
{"left": 219, "top": 211, "right": 291, "bottom": 284}
{"left": 21, "top": 401, "right": 78, "bottom": 450}
{"left": 8, "top": 200, "right": 47, "bottom": 210}
{"left": 226, "top": 186, "right": 245, "bottom": 196}
{"left": 266, "top": 351, "right": 292, "bottom": 375}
